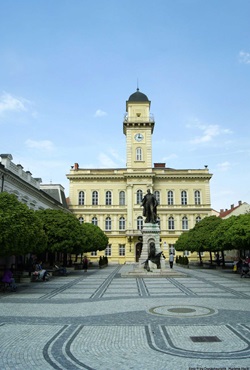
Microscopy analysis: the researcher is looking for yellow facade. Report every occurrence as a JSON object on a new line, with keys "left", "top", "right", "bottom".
{"left": 67, "top": 89, "right": 213, "bottom": 264}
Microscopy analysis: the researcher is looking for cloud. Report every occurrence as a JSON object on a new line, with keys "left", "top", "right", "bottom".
{"left": 0, "top": 92, "right": 29, "bottom": 115}
{"left": 25, "top": 139, "right": 54, "bottom": 151}
{"left": 187, "top": 119, "right": 232, "bottom": 145}
{"left": 94, "top": 109, "right": 107, "bottom": 117}
{"left": 98, "top": 153, "right": 117, "bottom": 167}
{"left": 238, "top": 51, "right": 250, "bottom": 64}
{"left": 217, "top": 161, "right": 231, "bottom": 172}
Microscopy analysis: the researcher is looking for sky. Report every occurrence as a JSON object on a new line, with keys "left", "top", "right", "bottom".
{"left": 0, "top": 0, "right": 250, "bottom": 212}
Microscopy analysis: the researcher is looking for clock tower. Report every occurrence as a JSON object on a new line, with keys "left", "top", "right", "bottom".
{"left": 123, "top": 88, "right": 155, "bottom": 171}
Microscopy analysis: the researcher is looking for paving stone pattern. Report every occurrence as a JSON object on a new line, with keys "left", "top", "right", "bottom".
{"left": 0, "top": 265, "right": 249, "bottom": 370}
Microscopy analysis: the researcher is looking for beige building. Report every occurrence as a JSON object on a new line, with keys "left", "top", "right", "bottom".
{"left": 67, "top": 89, "right": 213, "bottom": 264}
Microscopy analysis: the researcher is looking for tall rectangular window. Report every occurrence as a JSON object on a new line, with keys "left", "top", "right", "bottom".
{"left": 105, "top": 244, "right": 112, "bottom": 256}
{"left": 119, "top": 244, "right": 125, "bottom": 256}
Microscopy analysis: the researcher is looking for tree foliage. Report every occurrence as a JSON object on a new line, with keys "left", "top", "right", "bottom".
{"left": 175, "top": 214, "right": 250, "bottom": 256}
{"left": 80, "top": 223, "right": 108, "bottom": 253}
{"left": 0, "top": 192, "right": 47, "bottom": 256}
{"left": 36, "top": 209, "right": 85, "bottom": 254}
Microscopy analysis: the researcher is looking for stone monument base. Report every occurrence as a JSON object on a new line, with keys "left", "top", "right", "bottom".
{"left": 121, "top": 265, "right": 186, "bottom": 278}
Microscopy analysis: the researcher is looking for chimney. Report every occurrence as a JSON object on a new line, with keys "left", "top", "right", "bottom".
{"left": 154, "top": 163, "right": 166, "bottom": 168}
{"left": 238, "top": 200, "right": 242, "bottom": 206}
{"left": 74, "top": 163, "right": 79, "bottom": 170}
{"left": 231, "top": 204, "right": 234, "bottom": 209}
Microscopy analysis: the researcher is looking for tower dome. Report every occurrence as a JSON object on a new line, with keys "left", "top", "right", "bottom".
{"left": 128, "top": 88, "right": 149, "bottom": 102}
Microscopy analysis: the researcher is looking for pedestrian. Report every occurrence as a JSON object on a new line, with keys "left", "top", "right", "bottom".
{"left": 82, "top": 256, "right": 88, "bottom": 272}
{"left": 1, "top": 266, "right": 17, "bottom": 291}
{"left": 169, "top": 253, "right": 174, "bottom": 269}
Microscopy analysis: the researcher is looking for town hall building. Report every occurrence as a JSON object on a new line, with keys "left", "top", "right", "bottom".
{"left": 66, "top": 89, "right": 213, "bottom": 264}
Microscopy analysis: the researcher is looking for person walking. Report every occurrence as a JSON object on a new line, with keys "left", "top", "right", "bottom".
{"left": 169, "top": 253, "right": 174, "bottom": 269}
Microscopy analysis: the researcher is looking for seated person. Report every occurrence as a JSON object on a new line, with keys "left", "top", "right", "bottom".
{"left": 1, "top": 266, "right": 17, "bottom": 291}
{"left": 35, "top": 261, "right": 49, "bottom": 281}
{"left": 54, "top": 264, "right": 67, "bottom": 275}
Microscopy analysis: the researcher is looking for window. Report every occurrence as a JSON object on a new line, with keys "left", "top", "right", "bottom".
{"left": 168, "top": 216, "right": 175, "bottom": 230}
{"left": 182, "top": 216, "right": 188, "bottom": 230}
{"left": 196, "top": 216, "right": 201, "bottom": 223}
{"left": 91, "top": 251, "right": 97, "bottom": 256}
{"left": 92, "top": 217, "right": 98, "bottom": 226}
{"left": 184, "top": 250, "right": 190, "bottom": 256}
{"left": 136, "top": 147, "right": 142, "bottom": 161}
{"left": 168, "top": 190, "right": 174, "bottom": 205}
{"left": 119, "top": 191, "right": 125, "bottom": 205}
{"left": 154, "top": 191, "right": 160, "bottom": 205}
{"left": 92, "top": 191, "right": 98, "bottom": 205}
{"left": 119, "top": 244, "right": 126, "bottom": 256}
{"left": 79, "top": 217, "right": 84, "bottom": 224}
{"left": 78, "top": 191, "right": 85, "bottom": 205}
{"left": 105, "top": 191, "right": 112, "bottom": 205}
{"left": 181, "top": 190, "right": 187, "bottom": 205}
{"left": 194, "top": 190, "right": 201, "bottom": 205}
{"left": 105, "top": 217, "right": 111, "bottom": 230}
{"left": 137, "top": 216, "right": 143, "bottom": 230}
{"left": 136, "top": 190, "right": 143, "bottom": 204}
{"left": 105, "top": 244, "right": 112, "bottom": 256}
{"left": 119, "top": 217, "right": 125, "bottom": 230}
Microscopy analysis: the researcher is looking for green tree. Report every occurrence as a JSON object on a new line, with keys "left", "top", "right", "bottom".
{"left": 175, "top": 216, "right": 222, "bottom": 264}
{"left": 36, "top": 209, "right": 84, "bottom": 254}
{"left": 211, "top": 214, "right": 250, "bottom": 254}
{"left": 81, "top": 223, "right": 108, "bottom": 253}
{"left": 0, "top": 192, "right": 46, "bottom": 256}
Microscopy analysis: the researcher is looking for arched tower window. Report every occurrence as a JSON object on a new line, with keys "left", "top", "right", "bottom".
{"left": 136, "top": 147, "right": 142, "bottom": 161}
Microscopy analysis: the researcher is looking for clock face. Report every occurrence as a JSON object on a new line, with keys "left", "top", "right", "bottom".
{"left": 134, "top": 133, "right": 144, "bottom": 142}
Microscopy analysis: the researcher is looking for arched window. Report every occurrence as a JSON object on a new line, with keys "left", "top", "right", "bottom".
{"left": 79, "top": 217, "right": 84, "bottom": 224}
{"left": 92, "top": 191, "right": 98, "bottom": 205}
{"left": 194, "top": 190, "right": 201, "bottom": 205}
{"left": 168, "top": 190, "right": 174, "bottom": 205}
{"left": 168, "top": 216, "right": 175, "bottom": 230}
{"left": 119, "top": 217, "right": 125, "bottom": 230}
{"left": 136, "top": 190, "right": 143, "bottom": 204}
{"left": 137, "top": 216, "right": 143, "bottom": 230}
{"left": 105, "top": 217, "right": 111, "bottom": 230}
{"left": 136, "top": 147, "right": 142, "bottom": 161}
{"left": 92, "top": 217, "right": 98, "bottom": 226}
{"left": 119, "top": 191, "right": 125, "bottom": 205}
{"left": 78, "top": 191, "right": 85, "bottom": 205}
{"left": 106, "top": 191, "right": 112, "bottom": 205}
{"left": 182, "top": 216, "right": 188, "bottom": 230}
{"left": 196, "top": 216, "right": 201, "bottom": 223}
{"left": 154, "top": 191, "right": 160, "bottom": 205}
{"left": 181, "top": 190, "right": 187, "bottom": 205}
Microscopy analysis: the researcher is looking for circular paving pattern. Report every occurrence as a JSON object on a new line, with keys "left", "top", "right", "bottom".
{"left": 149, "top": 305, "right": 217, "bottom": 317}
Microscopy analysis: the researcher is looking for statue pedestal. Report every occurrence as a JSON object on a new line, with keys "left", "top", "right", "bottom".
{"left": 138, "top": 223, "right": 166, "bottom": 270}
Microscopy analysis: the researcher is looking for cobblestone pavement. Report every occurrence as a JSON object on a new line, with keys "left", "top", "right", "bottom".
{"left": 0, "top": 264, "right": 250, "bottom": 370}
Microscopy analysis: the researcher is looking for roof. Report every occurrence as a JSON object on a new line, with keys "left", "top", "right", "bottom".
{"left": 128, "top": 88, "right": 149, "bottom": 102}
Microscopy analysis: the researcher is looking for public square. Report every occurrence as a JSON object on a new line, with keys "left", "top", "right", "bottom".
{"left": 0, "top": 264, "right": 249, "bottom": 370}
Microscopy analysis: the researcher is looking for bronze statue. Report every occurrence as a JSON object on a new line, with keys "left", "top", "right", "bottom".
{"left": 141, "top": 189, "right": 158, "bottom": 223}
{"left": 144, "top": 242, "right": 162, "bottom": 271}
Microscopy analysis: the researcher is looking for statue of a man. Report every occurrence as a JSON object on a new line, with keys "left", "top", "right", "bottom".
{"left": 141, "top": 189, "right": 158, "bottom": 223}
